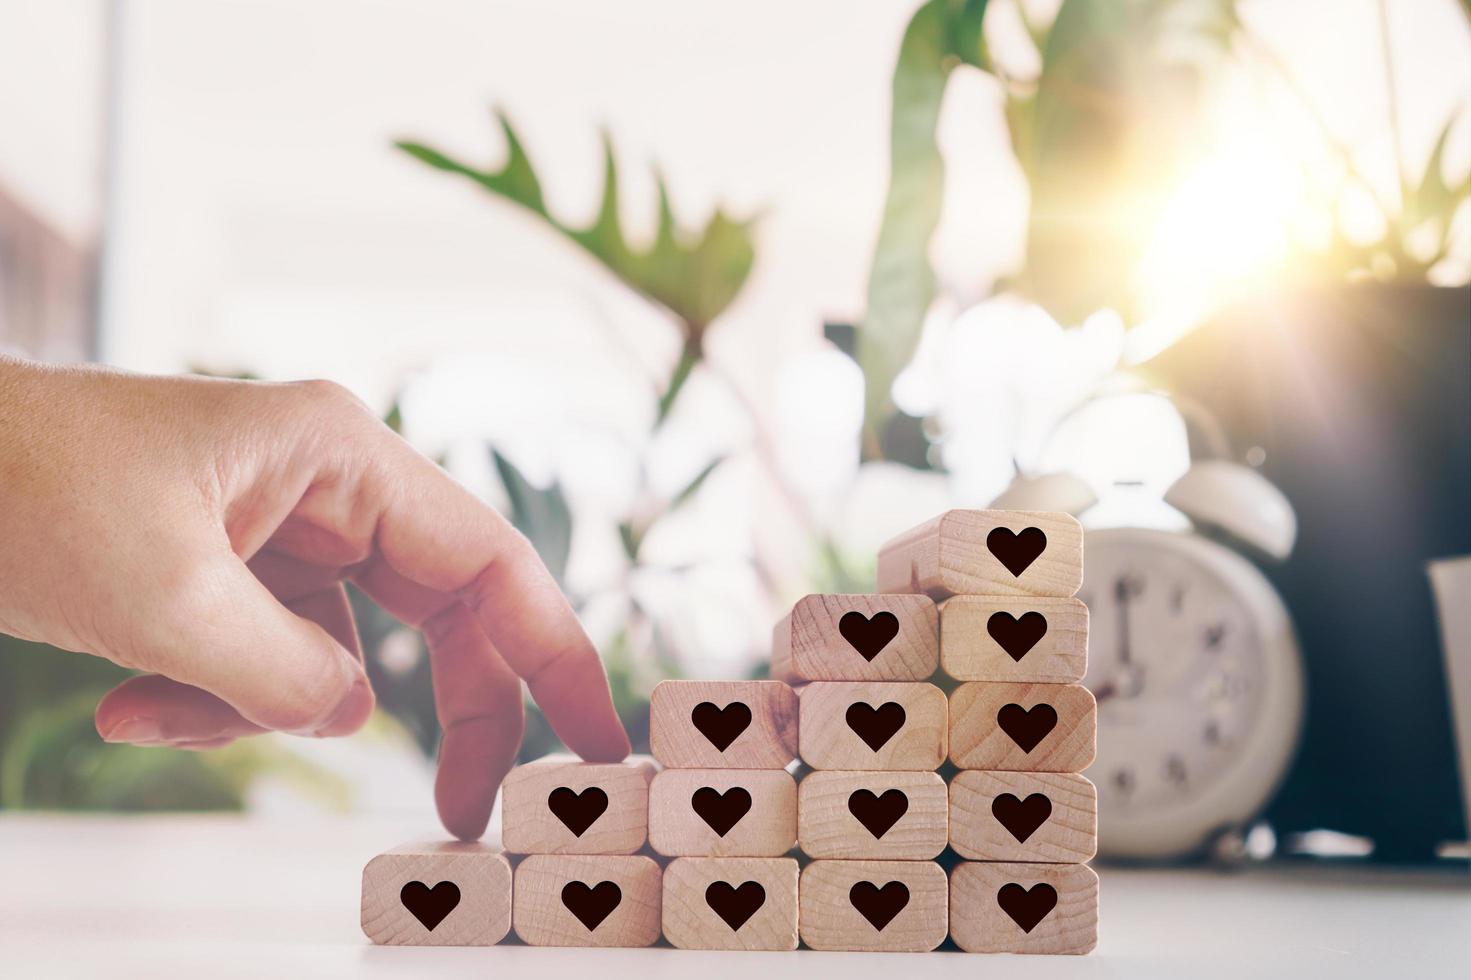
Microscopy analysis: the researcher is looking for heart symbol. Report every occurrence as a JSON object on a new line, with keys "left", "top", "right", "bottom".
{"left": 847, "top": 788, "right": 909, "bottom": 839}
{"left": 690, "top": 786, "right": 752, "bottom": 837}
{"left": 561, "top": 880, "right": 622, "bottom": 931}
{"left": 991, "top": 793, "right": 1053, "bottom": 843}
{"left": 844, "top": 702, "right": 906, "bottom": 752}
{"left": 691, "top": 701, "right": 752, "bottom": 752}
{"left": 986, "top": 526, "right": 1048, "bottom": 577}
{"left": 848, "top": 881, "right": 909, "bottom": 931}
{"left": 987, "top": 611, "right": 1048, "bottom": 661}
{"left": 546, "top": 786, "right": 609, "bottom": 837}
{"left": 996, "top": 702, "right": 1058, "bottom": 753}
{"left": 996, "top": 882, "right": 1058, "bottom": 933}
{"left": 399, "top": 880, "right": 460, "bottom": 931}
{"left": 838, "top": 611, "right": 900, "bottom": 661}
{"left": 704, "top": 880, "right": 766, "bottom": 931}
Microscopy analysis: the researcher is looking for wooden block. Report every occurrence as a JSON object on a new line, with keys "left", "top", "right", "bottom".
{"left": 949, "top": 861, "right": 1098, "bottom": 954}
{"left": 877, "top": 509, "right": 1083, "bottom": 599}
{"left": 771, "top": 594, "right": 938, "bottom": 682}
{"left": 512, "top": 854, "right": 661, "bottom": 948}
{"left": 798, "top": 682, "right": 947, "bottom": 771}
{"left": 661, "top": 857, "right": 799, "bottom": 950}
{"left": 797, "top": 771, "right": 947, "bottom": 859}
{"left": 361, "top": 841, "right": 511, "bottom": 946}
{"left": 949, "top": 771, "right": 1098, "bottom": 862}
{"left": 939, "top": 596, "right": 1088, "bottom": 683}
{"left": 500, "top": 755, "right": 657, "bottom": 855}
{"left": 649, "top": 680, "right": 798, "bottom": 769}
{"left": 797, "top": 859, "right": 948, "bottom": 952}
{"left": 648, "top": 769, "right": 796, "bottom": 857}
{"left": 949, "top": 682, "right": 1096, "bottom": 772}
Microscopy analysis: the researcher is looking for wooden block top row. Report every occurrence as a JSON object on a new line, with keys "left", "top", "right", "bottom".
{"left": 877, "top": 509, "right": 1083, "bottom": 599}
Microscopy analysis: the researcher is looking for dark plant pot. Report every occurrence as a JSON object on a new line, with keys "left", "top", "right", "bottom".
{"left": 1151, "top": 283, "right": 1471, "bottom": 862}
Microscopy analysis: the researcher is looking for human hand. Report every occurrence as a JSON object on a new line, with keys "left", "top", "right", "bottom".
{"left": 0, "top": 356, "right": 630, "bottom": 838}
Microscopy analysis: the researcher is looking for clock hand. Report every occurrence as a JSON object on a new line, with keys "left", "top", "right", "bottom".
{"left": 1115, "top": 575, "right": 1134, "bottom": 668}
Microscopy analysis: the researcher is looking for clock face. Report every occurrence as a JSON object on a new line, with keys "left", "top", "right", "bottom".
{"left": 1079, "top": 528, "right": 1299, "bottom": 854}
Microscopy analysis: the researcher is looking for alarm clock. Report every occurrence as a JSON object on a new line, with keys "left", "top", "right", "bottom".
{"left": 995, "top": 453, "right": 1305, "bottom": 860}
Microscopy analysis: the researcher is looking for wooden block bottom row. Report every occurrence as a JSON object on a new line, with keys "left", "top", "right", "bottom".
{"left": 364, "top": 848, "right": 1096, "bottom": 953}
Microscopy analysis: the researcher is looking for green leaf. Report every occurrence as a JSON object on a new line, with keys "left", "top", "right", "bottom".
{"left": 859, "top": 0, "right": 990, "bottom": 441}
{"left": 1019, "top": 0, "right": 1238, "bottom": 323}
{"left": 1401, "top": 109, "right": 1471, "bottom": 250}
{"left": 398, "top": 112, "right": 756, "bottom": 337}
{"left": 491, "top": 448, "right": 573, "bottom": 587}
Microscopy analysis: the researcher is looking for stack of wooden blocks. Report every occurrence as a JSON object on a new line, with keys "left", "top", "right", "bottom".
{"left": 362, "top": 509, "right": 1097, "bottom": 954}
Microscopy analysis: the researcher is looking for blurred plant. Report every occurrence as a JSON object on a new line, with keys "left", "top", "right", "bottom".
{"left": 386, "top": 112, "right": 849, "bottom": 762}
{"left": 859, "top": 0, "right": 1470, "bottom": 448}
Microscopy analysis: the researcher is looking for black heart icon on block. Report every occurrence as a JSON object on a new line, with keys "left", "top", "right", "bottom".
{"left": 561, "top": 880, "right": 622, "bottom": 931}
{"left": 399, "top": 880, "right": 460, "bottom": 931}
{"left": 991, "top": 793, "right": 1053, "bottom": 843}
{"left": 546, "top": 786, "right": 609, "bottom": 837}
{"left": 705, "top": 880, "right": 766, "bottom": 931}
{"left": 996, "top": 702, "right": 1058, "bottom": 753}
{"left": 838, "top": 610, "right": 900, "bottom": 661}
{"left": 847, "top": 789, "right": 909, "bottom": 839}
{"left": 986, "top": 526, "right": 1047, "bottom": 577}
{"left": 690, "top": 786, "right": 753, "bottom": 837}
{"left": 986, "top": 611, "right": 1048, "bottom": 661}
{"left": 691, "top": 701, "right": 752, "bottom": 751}
{"left": 848, "top": 880, "right": 909, "bottom": 931}
{"left": 845, "top": 701, "right": 906, "bottom": 752}
{"left": 996, "top": 882, "right": 1058, "bottom": 933}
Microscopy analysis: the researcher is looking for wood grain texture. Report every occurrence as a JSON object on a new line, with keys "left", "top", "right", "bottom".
{"left": 876, "top": 510, "right": 1084, "bottom": 599}
{"left": 949, "top": 771, "right": 1097, "bottom": 862}
{"left": 949, "top": 682, "right": 1096, "bottom": 772}
{"left": 797, "top": 859, "right": 948, "bottom": 952}
{"left": 939, "top": 596, "right": 1088, "bottom": 683}
{"left": 661, "top": 857, "right": 799, "bottom": 950}
{"left": 771, "top": 594, "right": 938, "bottom": 683}
{"left": 361, "top": 841, "right": 511, "bottom": 946}
{"left": 512, "top": 854, "right": 662, "bottom": 948}
{"left": 798, "top": 682, "right": 947, "bottom": 771}
{"left": 797, "top": 770, "right": 947, "bottom": 859}
{"left": 650, "top": 680, "right": 799, "bottom": 769}
{"left": 501, "top": 755, "right": 658, "bottom": 855}
{"left": 949, "top": 861, "right": 1098, "bottom": 954}
{"left": 648, "top": 768, "right": 797, "bottom": 857}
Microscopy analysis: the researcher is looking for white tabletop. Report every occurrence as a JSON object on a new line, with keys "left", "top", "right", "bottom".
{"left": 1, "top": 814, "right": 1466, "bottom": 978}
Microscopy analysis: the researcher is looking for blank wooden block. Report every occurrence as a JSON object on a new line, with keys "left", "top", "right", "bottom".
{"left": 648, "top": 768, "right": 796, "bottom": 857}
{"left": 512, "top": 854, "right": 661, "bottom": 948}
{"left": 949, "top": 682, "right": 1096, "bottom": 773}
{"left": 949, "top": 861, "right": 1098, "bottom": 954}
{"left": 798, "top": 682, "right": 947, "bottom": 771}
{"left": 798, "top": 859, "right": 948, "bottom": 952}
{"left": 501, "top": 755, "right": 658, "bottom": 855}
{"left": 771, "top": 594, "right": 938, "bottom": 683}
{"left": 361, "top": 841, "right": 511, "bottom": 946}
{"left": 661, "top": 857, "right": 799, "bottom": 950}
{"left": 877, "top": 509, "right": 1083, "bottom": 599}
{"left": 798, "top": 771, "right": 947, "bottom": 859}
{"left": 650, "top": 680, "right": 798, "bottom": 769}
{"left": 949, "top": 771, "right": 1097, "bottom": 863}
{"left": 939, "top": 596, "right": 1088, "bottom": 683}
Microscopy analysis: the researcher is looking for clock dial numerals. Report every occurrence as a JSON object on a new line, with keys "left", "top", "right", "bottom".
{"left": 1082, "top": 537, "right": 1266, "bottom": 816}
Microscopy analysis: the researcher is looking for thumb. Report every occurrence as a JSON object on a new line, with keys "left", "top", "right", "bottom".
{"left": 101, "top": 551, "right": 374, "bottom": 738}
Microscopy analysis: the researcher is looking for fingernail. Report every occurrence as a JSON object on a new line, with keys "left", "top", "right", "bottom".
{"left": 314, "top": 676, "right": 375, "bottom": 737}
{"left": 102, "top": 718, "right": 162, "bottom": 744}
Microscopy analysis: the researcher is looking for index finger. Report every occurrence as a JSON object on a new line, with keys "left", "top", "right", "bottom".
{"left": 366, "top": 435, "right": 631, "bottom": 764}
